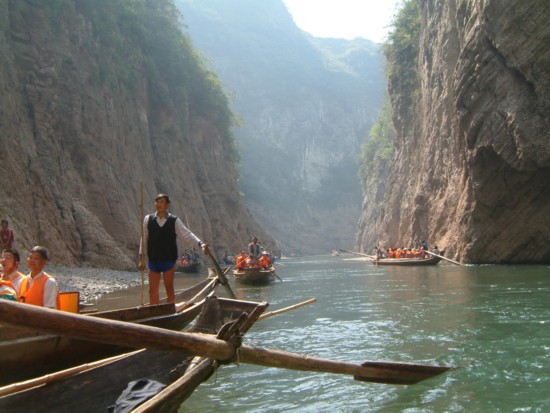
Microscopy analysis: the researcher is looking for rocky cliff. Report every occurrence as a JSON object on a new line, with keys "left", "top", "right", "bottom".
{"left": 176, "top": 0, "right": 385, "bottom": 255}
{"left": 0, "top": 0, "right": 275, "bottom": 269}
{"left": 357, "top": 0, "right": 550, "bottom": 263}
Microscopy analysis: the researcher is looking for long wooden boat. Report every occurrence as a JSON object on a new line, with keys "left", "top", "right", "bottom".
{"left": 0, "top": 296, "right": 267, "bottom": 412}
{"left": 371, "top": 254, "right": 443, "bottom": 266}
{"left": 233, "top": 266, "right": 276, "bottom": 285}
{"left": 0, "top": 277, "right": 218, "bottom": 385}
{"left": 179, "top": 261, "right": 201, "bottom": 273}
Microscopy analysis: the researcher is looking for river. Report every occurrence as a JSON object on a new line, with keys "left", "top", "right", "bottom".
{"left": 164, "top": 255, "right": 550, "bottom": 412}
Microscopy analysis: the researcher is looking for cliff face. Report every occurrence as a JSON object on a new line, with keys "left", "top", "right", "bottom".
{"left": 0, "top": 0, "right": 275, "bottom": 269}
{"left": 176, "top": 0, "right": 385, "bottom": 255}
{"left": 357, "top": 0, "right": 550, "bottom": 263}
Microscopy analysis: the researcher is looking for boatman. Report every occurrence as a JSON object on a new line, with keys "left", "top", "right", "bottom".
{"left": 248, "top": 236, "right": 261, "bottom": 263}
{"left": 139, "top": 194, "right": 207, "bottom": 305}
{"left": 0, "top": 248, "right": 28, "bottom": 298}
{"left": 19, "top": 246, "right": 60, "bottom": 309}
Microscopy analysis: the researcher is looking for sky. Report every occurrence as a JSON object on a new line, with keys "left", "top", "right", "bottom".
{"left": 282, "top": 0, "right": 402, "bottom": 43}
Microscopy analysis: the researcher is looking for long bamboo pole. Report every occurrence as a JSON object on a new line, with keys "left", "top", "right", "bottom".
{"left": 140, "top": 181, "right": 145, "bottom": 306}
{"left": 204, "top": 247, "right": 236, "bottom": 299}
{"left": 0, "top": 300, "right": 451, "bottom": 385}
{"left": 424, "top": 250, "right": 464, "bottom": 266}
{"left": 339, "top": 249, "right": 377, "bottom": 259}
{"left": 258, "top": 298, "right": 316, "bottom": 321}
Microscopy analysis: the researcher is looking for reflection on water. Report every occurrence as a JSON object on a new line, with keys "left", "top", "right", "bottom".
{"left": 152, "top": 255, "right": 550, "bottom": 412}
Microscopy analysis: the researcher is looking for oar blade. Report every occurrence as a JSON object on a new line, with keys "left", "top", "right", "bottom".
{"left": 354, "top": 361, "right": 452, "bottom": 385}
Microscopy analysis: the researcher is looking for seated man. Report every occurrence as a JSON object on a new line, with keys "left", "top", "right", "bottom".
{"left": 235, "top": 251, "right": 247, "bottom": 270}
{"left": 1, "top": 248, "right": 28, "bottom": 298}
{"left": 0, "top": 279, "right": 17, "bottom": 301}
{"left": 19, "top": 246, "right": 60, "bottom": 309}
{"left": 259, "top": 251, "right": 272, "bottom": 269}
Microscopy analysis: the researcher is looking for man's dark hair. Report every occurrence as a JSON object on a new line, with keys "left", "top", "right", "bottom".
{"left": 1, "top": 219, "right": 7, "bottom": 225}
{"left": 30, "top": 246, "right": 49, "bottom": 261}
{"left": 155, "top": 194, "right": 171, "bottom": 203}
{"left": 2, "top": 248, "right": 20, "bottom": 262}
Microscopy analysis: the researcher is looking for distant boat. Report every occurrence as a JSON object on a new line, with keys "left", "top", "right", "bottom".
{"left": 371, "top": 253, "right": 443, "bottom": 266}
{"left": 177, "top": 259, "right": 201, "bottom": 273}
{"left": 233, "top": 266, "right": 276, "bottom": 285}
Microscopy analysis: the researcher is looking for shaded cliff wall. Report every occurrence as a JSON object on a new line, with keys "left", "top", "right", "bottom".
{"left": 0, "top": 0, "right": 275, "bottom": 269}
{"left": 357, "top": 0, "right": 550, "bottom": 263}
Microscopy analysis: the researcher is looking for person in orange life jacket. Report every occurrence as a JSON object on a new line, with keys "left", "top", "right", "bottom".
{"left": 259, "top": 251, "right": 272, "bottom": 269}
{"left": 235, "top": 251, "right": 247, "bottom": 270}
{"left": 139, "top": 194, "right": 207, "bottom": 305}
{"left": 0, "top": 248, "right": 28, "bottom": 298}
{"left": 19, "top": 246, "right": 60, "bottom": 309}
{"left": 0, "top": 279, "right": 17, "bottom": 301}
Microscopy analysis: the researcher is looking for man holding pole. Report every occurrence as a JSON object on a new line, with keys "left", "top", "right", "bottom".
{"left": 139, "top": 194, "right": 207, "bottom": 305}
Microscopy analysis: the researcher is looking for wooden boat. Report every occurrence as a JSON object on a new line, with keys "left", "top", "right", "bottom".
{"left": 0, "top": 277, "right": 218, "bottom": 385}
{"left": 0, "top": 296, "right": 267, "bottom": 412}
{"left": 233, "top": 266, "right": 276, "bottom": 285}
{"left": 371, "top": 253, "right": 443, "bottom": 266}
{"left": 179, "top": 260, "right": 202, "bottom": 273}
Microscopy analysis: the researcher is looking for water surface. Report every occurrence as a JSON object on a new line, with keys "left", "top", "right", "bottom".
{"left": 175, "top": 255, "right": 550, "bottom": 412}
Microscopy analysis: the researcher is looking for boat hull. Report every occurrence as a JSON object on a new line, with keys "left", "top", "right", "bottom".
{"left": 0, "top": 297, "right": 267, "bottom": 412}
{"left": 233, "top": 267, "right": 276, "bottom": 285}
{"left": 371, "top": 256, "right": 442, "bottom": 266}
{"left": 0, "top": 277, "right": 216, "bottom": 385}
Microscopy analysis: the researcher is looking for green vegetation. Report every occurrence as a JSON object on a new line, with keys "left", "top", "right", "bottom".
{"left": 66, "top": 0, "right": 237, "bottom": 159}
{"left": 358, "top": 0, "right": 419, "bottom": 194}
{"left": 358, "top": 99, "right": 395, "bottom": 192}
{"left": 383, "top": 0, "right": 420, "bottom": 118}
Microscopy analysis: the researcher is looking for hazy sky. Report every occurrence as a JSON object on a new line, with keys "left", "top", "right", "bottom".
{"left": 282, "top": 0, "right": 402, "bottom": 43}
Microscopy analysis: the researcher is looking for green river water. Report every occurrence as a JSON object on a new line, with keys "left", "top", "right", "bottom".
{"left": 172, "top": 255, "right": 550, "bottom": 412}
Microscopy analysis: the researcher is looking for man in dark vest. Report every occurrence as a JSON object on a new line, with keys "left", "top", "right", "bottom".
{"left": 139, "top": 194, "right": 206, "bottom": 304}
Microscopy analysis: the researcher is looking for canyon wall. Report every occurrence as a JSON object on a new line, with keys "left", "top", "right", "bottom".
{"left": 0, "top": 0, "right": 275, "bottom": 269}
{"left": 357, "top": 0, "right": 550, "bottom": 263}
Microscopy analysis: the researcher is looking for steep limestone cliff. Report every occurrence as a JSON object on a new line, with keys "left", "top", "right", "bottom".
{"left": 176, "top": 0, "right": 385, "bottom": 255}
{"left": 0, "top": 0, "right": 275, "bottom": 269}
{"left": 357, "top": 0, "right": 550, "bottom": 263}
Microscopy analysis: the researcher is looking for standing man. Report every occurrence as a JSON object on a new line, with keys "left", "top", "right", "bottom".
{"left": 248, "top": 236, "right": 261, "bottom": 263}
{"left": 0, "top": 248, "right": 27, "bottom": 298}
{"left": 140, "top": 194, "right": 206, "bottom": 305}
{"left": 19, "top": 246, "right": 60, "bottom": 309}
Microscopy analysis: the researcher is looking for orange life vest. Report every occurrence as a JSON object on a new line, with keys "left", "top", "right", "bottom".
{"left": 19, "top": 273, "right": 60, "bottom": 309}
{"left": 259, "top": 255, "right": 271, "bottom": 268}
{"left": 0, "top": 279, "right": 17, "bottom": 301}
{"left": 236, "top": 254, "right": 247, "bottom": 269}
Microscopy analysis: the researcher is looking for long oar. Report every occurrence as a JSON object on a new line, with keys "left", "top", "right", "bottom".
{"left": 424, "top": 250, "right": 464, "bottom": 266}
{"left": 0, "top": 301, "right": 451, "bottom": 385}
{"left": 259, "top": 298, "right": 316, "bottom": 321}
{"left": 0, "top": 350, "right": 142, "bottom": 397}
{"left": 339, "top": 249, "right": 377, "bottom": 259}
{"left": 204, "top": 247, "right": 236, "bottom": 299}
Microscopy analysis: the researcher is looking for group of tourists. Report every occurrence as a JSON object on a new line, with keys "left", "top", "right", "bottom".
{"left": 235, "top": 236, "right": 273, "bottom": 270}
{"left": 376, "top": 241, "right": 440, "bottom": 259}
{"left": 178, "top": 247, "right": 201, "bottom": 267}
{"left": 0, "top": 246, "right": 60, "bottom": 309}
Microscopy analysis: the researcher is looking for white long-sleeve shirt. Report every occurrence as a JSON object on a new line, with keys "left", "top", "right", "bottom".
{"left": 140, "top": 212, "right": 202, "bottom": 257}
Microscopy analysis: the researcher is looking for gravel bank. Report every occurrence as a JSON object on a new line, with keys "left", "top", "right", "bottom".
{"left": 15, "top": 265, "right": 142, "bottom": 303}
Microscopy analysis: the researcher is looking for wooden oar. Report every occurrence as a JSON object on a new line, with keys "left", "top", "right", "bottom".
{"left": 424, "top": 250, "right": 464, "bottom": 266}
{"left": 339, "top": 249, "right": 377, "bottom": 259}
{"left": 0, "top": 350, "right": 142, "bottom": 397}
{"left": 0, "top": 300, "right": 451, "bottom": 385}
{"left": 203, "top": 247, "right": 236, "bottom": 298}
{"left": 259, "top": 298, "right": 316, "bottom": 321}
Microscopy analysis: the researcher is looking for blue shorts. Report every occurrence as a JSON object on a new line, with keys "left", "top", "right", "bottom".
{"left": 148, "top": 260, "right": 176, "bottom": 273}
